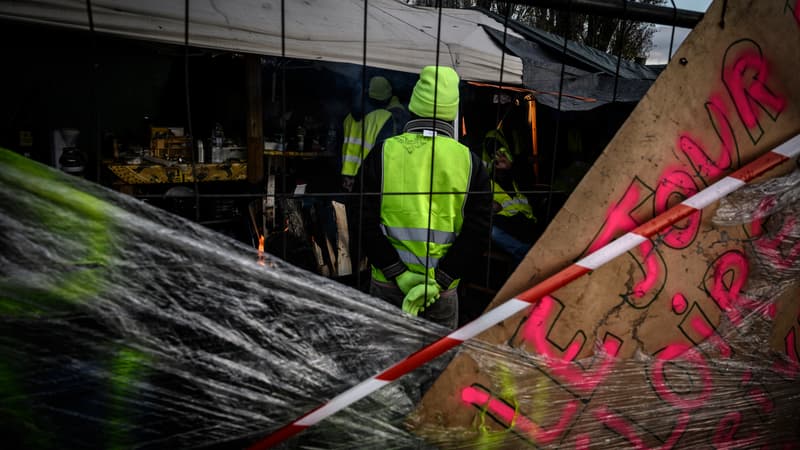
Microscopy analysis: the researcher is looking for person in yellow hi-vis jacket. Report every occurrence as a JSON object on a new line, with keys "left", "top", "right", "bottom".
{"left": 357, "top": 66, "right": 491, "bottom": 330}
{"left": 482, "top": 129, "right": 538, "bottom": 264}
{"left": 340, "top": 76, "right": 408, "bottom": 192}
{"left": 0, "top": 148, "right": 151, "bottom": 449}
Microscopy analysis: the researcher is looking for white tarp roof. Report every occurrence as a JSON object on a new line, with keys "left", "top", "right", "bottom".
{"left": 0, "top": 0, "right": 524, "bottom": 83}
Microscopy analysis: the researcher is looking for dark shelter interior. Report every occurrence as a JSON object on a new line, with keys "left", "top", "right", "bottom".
{"left": 0, "top": 19, "right": 639, "bottom": 326}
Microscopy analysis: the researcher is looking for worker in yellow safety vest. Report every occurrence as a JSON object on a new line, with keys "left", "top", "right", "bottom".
{"left": 340, "top": 76, "right": 408, "bottom": 192}
{"left": 0, "top": 148, "right": 155, "bottom": 449}
{"left": 482, "top": 129, "right": 538, "bottom": 263}
{"left": 357, "top": 66, "right": 491, "bottom": 329}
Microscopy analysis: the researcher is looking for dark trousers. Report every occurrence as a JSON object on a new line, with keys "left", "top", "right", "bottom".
{"left": 369, "top": 277, "right": 460, "bottom": 412}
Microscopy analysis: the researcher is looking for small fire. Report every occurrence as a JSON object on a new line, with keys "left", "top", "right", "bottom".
{"left": 258, "top": 234, "right": 265, "bottom": 266}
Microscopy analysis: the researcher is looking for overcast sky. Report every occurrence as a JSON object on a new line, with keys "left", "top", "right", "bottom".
{"left": 647, "top": 0, "right": 712, "bottom": 64}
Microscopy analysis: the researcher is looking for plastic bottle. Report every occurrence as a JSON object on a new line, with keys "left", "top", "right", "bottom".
{"left": 212, "top": 123, "right": 224, "bottom": 163}
{"left": 213, "top": 123, "right": 224, "bottom": 148}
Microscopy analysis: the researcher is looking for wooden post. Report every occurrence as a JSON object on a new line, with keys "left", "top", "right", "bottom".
{"left": 246, "top": 54, "right": 263, "bottom": 184}
{"left": 332, "top": 201, "right": 352, "bottom": 277}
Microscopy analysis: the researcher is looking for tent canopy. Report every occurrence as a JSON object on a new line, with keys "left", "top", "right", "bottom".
{"left": 0, "top": 0, "right": 524, "bottom": 83}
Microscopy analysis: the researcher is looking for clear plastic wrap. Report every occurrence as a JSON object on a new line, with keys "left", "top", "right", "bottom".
{"left": 0, "top": 149, "right": 453, "bottom": 449}
{"left": 2, "top": 148, "right": 800, "bottom": 450}
{"left": 713, "top": 169, "right": 800, "bottom": 301}
{"left": 403, "top": 169, "right": 800, "bottom": 449}
{"left": 409, "top": 340, "right": 799, "bottom": 449}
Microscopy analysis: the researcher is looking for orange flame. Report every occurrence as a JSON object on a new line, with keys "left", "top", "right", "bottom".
{"left": 258, "top": 234, "right": 265, "bottom": 266}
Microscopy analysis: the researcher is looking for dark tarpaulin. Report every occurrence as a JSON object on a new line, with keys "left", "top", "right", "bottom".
{"left": 483, "top": 26, "right": 657, "bottom": 111}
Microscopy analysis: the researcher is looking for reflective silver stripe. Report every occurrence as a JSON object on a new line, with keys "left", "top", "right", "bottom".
{"left": 396, "top": 249, "right": 439, "bottom": 268}
{"left": 343, "top": 137, "right": 374, "bottom": 150}
{"left": 383, "top": 225, "right": 456, "bottom": 245}
{"left": 502, "top": 198, "right": 528, "bottom": 208}
{"left": 343, "top": 136, "right": 364, "bottom": 146}
{"left": 343, "top": 155, "right": 362, "bottom": 164}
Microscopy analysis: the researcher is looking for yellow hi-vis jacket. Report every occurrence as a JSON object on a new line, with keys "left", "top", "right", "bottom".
{"left": 482, "top": 129, "right": 534, "bottom": 220}
{"left": 492, "top": 179, "right": 534, "bottom": 219}
{"left": 341, "top": 109, "right": 392, "bottom": 176}
{"left": 371, "top": 132, "right": 472, "bottom": 282}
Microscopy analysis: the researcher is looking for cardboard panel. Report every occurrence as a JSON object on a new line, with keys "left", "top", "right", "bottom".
{"left": 414, "top": 1, "right": 800, "bottom": 447}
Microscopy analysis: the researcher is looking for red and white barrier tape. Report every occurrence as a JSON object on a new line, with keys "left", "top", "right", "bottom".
{"left": 249, "top": 134, "right": 800, "bottom": 450}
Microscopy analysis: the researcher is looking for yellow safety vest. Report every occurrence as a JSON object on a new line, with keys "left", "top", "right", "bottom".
{"left": 371, "top": 133, "right": 472, "bottom": 282}
{"left": 492, "top": 179, "right": 534, "bottom": 219}
{"left": 341, "top": 109, "right": 393, "bottom": 176}
{"left": 0, "top": 147, "right": 148, "bottom": 448}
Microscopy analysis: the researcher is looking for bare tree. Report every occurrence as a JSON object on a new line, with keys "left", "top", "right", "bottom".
{"left": 407, "top": 0, "right": 663, "bottom": 62}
